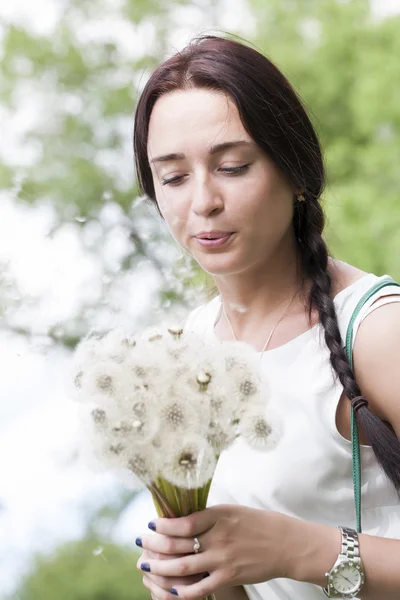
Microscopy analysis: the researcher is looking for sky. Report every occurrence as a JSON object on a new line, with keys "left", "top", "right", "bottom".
{"left": 1, "top": 0, "right": 400, "bottom": 596}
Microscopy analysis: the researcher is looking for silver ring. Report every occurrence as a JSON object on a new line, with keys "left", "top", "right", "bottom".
{"left": 193, "top": 537, "right": 201, "bottom": 554}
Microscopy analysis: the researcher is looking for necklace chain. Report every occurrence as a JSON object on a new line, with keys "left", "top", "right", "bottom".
{"left": 221, "top": 288, "right": 300, "bottom": 360}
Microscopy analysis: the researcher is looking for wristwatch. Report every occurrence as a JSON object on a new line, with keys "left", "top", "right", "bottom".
{"left": 323, "top": 526, "right": 365, "bottom": 598}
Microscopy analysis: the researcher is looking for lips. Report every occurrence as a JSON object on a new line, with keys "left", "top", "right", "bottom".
{"left": 195, "top": 231, "right": 234, "bottom": 239}
{"left": 193, "top": 231, "right": 235, "bottom": 248}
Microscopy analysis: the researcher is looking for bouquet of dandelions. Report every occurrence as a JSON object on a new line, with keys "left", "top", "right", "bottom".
{"left": 70, "top": 325, "right": 280, "bottom": 600}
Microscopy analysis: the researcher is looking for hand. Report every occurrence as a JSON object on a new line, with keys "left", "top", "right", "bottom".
{"left": 137, "top": 537, "right": 206, "bottom": 600}
{"left": 136, "top": 504, "right": 301, "bottom": 599}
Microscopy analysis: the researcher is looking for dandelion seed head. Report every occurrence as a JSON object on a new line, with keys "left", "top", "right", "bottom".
{"left": 207, "top": 422, "right": 237, "bottom": 452}
{"left": 97, "top": 374, "right": 113, "bottom": 393}
{"left": 167, "top": 327, "right": 184, "bottom": 340}
{"left": 81, "top": 360, "right": 126, "bottom": 408}
{"left": 162, "top": 437, "right": 216, "bottom": 488}
{"left": 127, "top": 450, "right": 155, "bottom": 484}
{"left": 91, "top": 408, "right": 107, "bottom": 425}
{"left": 240, "top": 409, "right": 281, "bottom": 451}
{"left": 148, "top": 334, "right": 163, "bottom": 342}
{"left": 210, "top": 395, "right": 224, "bottom": 414}
{"left": 74, "top": 371, "right": 83, "bottom": 389}
{"left": 73, "top": 321, "right": 275, "bottom": 487}
{"left": 197, "top": 371, "right": 212, "bottom": 392}
{"left": 87, "top": 330, "right": 107, "bottom": 341}
{"left": 109, "top": 442, "right": 125, "bottom": 455}
{"left": 112, "top": 420, "right": 133, "bottom": 434}
{"left": 239, "top": 379, "right": 258, "bottom": 397}
{"left": 162, "top": 401, "right": 186, "bottom": 429}
{"left": 110, "top": 354, "right": 125, "bottom": 364}
{"left": 122, "top": 336, "right": 136, "bottom": 348}
{"left": 133, "top": 366, "right": 146, "bottom": 378}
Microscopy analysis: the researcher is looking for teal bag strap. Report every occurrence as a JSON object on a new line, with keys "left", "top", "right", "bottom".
{"left": 345, "top": 278, "right": 400, "bottom": 533}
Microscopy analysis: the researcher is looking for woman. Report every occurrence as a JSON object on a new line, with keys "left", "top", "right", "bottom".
{"left": 132, "top": 35, "right": 400, "bottom": 600}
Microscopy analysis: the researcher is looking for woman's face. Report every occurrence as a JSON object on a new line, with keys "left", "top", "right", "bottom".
{"left": 147, "top": 88, "right": 296, "bottom": 277}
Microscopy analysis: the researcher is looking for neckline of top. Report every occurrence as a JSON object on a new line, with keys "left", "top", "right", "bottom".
{"left": 209, "top": 272, "right": 391, "bottom": 357}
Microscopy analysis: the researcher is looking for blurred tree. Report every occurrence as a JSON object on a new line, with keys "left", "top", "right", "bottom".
{"left": 9, "top": 490, "right": 150, "bottom": 600}
{"left": 248, "top": 0, "right": 400, "bottom": 278}
{"left": 1, "top": 0, "right": 399, "bottom": 349}
{"left": 0, "top": 0, "right": 220, "bottom": 345}
{"left": 10, "top": 536, "right": 150, "bottom": 600}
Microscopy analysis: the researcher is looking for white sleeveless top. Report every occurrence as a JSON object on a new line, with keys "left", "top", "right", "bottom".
{"left": 184, "top": 273, "right": 400, "bottom": 600}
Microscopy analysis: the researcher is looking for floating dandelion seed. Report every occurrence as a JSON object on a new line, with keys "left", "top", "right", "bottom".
{"left": 93, "top": 546, "right": 108, "bottom": 562}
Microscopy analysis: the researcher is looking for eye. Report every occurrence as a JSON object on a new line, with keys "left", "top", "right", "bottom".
{"left": 219, "top": 164, "right": 251, "bottom": 175}
{"left": 162, "top": 174, "right": 185, "bottom": 186}
{"left": 161, "top": 163, "right": 251, "bottom": 187}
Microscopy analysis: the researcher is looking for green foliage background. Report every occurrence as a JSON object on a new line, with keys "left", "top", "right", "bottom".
{"left": 12, "top": 537, "right": 149, "bottom": 600}
{"left": 2, "top": 0, "right": 400, "bottom": 597}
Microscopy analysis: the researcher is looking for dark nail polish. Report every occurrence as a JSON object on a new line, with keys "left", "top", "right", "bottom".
{"left": 140, "top": 562, "right": 151, "bottom": 572}
{"left": 170, "top": 589, "right": 179, "bottom": 596}
{"left": 148, "top": 521, "right": 156, "bottom": 531}
{"left": 135, "top": 537, "right": 142, "bottom": 547}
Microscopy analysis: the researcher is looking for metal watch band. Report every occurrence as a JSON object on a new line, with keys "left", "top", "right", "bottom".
{"left": 340, "top": 526, "right": 361, "bottom": 562}
{"left": 323, "top": 526, "right": 365, "bottom": 598}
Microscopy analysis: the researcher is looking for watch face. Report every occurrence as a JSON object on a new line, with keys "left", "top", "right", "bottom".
{"left": 331, "top": 563, "right": 363, "bottom": 595}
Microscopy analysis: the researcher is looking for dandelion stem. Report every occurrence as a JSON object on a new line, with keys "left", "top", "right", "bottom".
{"left": 179, "top": 488, "right": 189, "bottom": 515}
{"left": 149, "top": 484, "right": 177, "bottom": 518}
{"left": 158, "top": 477, "right": 181, "bottom": 515}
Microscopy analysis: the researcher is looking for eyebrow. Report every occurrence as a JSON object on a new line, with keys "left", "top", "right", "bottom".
{"left": 149, "top": 140, "right": 255, "bottom": 165}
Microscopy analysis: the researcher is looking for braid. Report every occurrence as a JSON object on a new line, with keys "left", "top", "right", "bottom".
{"left": 298, "top": 198, "right": 400, "bottom": 491}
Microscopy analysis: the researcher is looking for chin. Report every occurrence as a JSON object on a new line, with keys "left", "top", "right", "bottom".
{"left": 196, "top": 256, "right": 244, "bottom": 277}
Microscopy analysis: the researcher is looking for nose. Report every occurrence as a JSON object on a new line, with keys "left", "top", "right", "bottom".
{"left": 191, "top": 175, "right": 224, "bottom": 217}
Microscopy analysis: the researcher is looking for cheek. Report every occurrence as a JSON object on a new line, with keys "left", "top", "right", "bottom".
{"left": 157, "top": 198, "right": 188, "bottom": 247}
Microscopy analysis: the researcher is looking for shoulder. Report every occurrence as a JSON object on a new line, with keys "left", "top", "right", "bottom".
{"left": 327, "top": 258, "right": 368, "bottom": 297}
{"left": 353, "top": 299, "right": 400, "bottom": 432}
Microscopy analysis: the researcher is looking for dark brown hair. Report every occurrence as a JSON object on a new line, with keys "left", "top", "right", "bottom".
{"left": 133, "top": 34, "right": 400, "bottom": 491}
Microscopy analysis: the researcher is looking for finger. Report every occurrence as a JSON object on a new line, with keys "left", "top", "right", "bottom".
{"left": 148, "top": 549, "right": 187, "bottom": 561}
{"left": 145, "top": 571, "right": 205, "bottom": 590}
{"left": 137, "top": 550, "right": 186, "bottom": 571}
{"left": 142, "top": 574, "right": 179, "bottom": 600}
{"left": 138, "top": 533, "right": 202, "bottom": 556}
{"left": 170, "top": 570, "right": 226, "bottom": 600}
{"left": 147, "top": 505, "right": 226, "bottom": 538}
{"left": 139, "top": 554, "right": 210, "bottom": 578}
